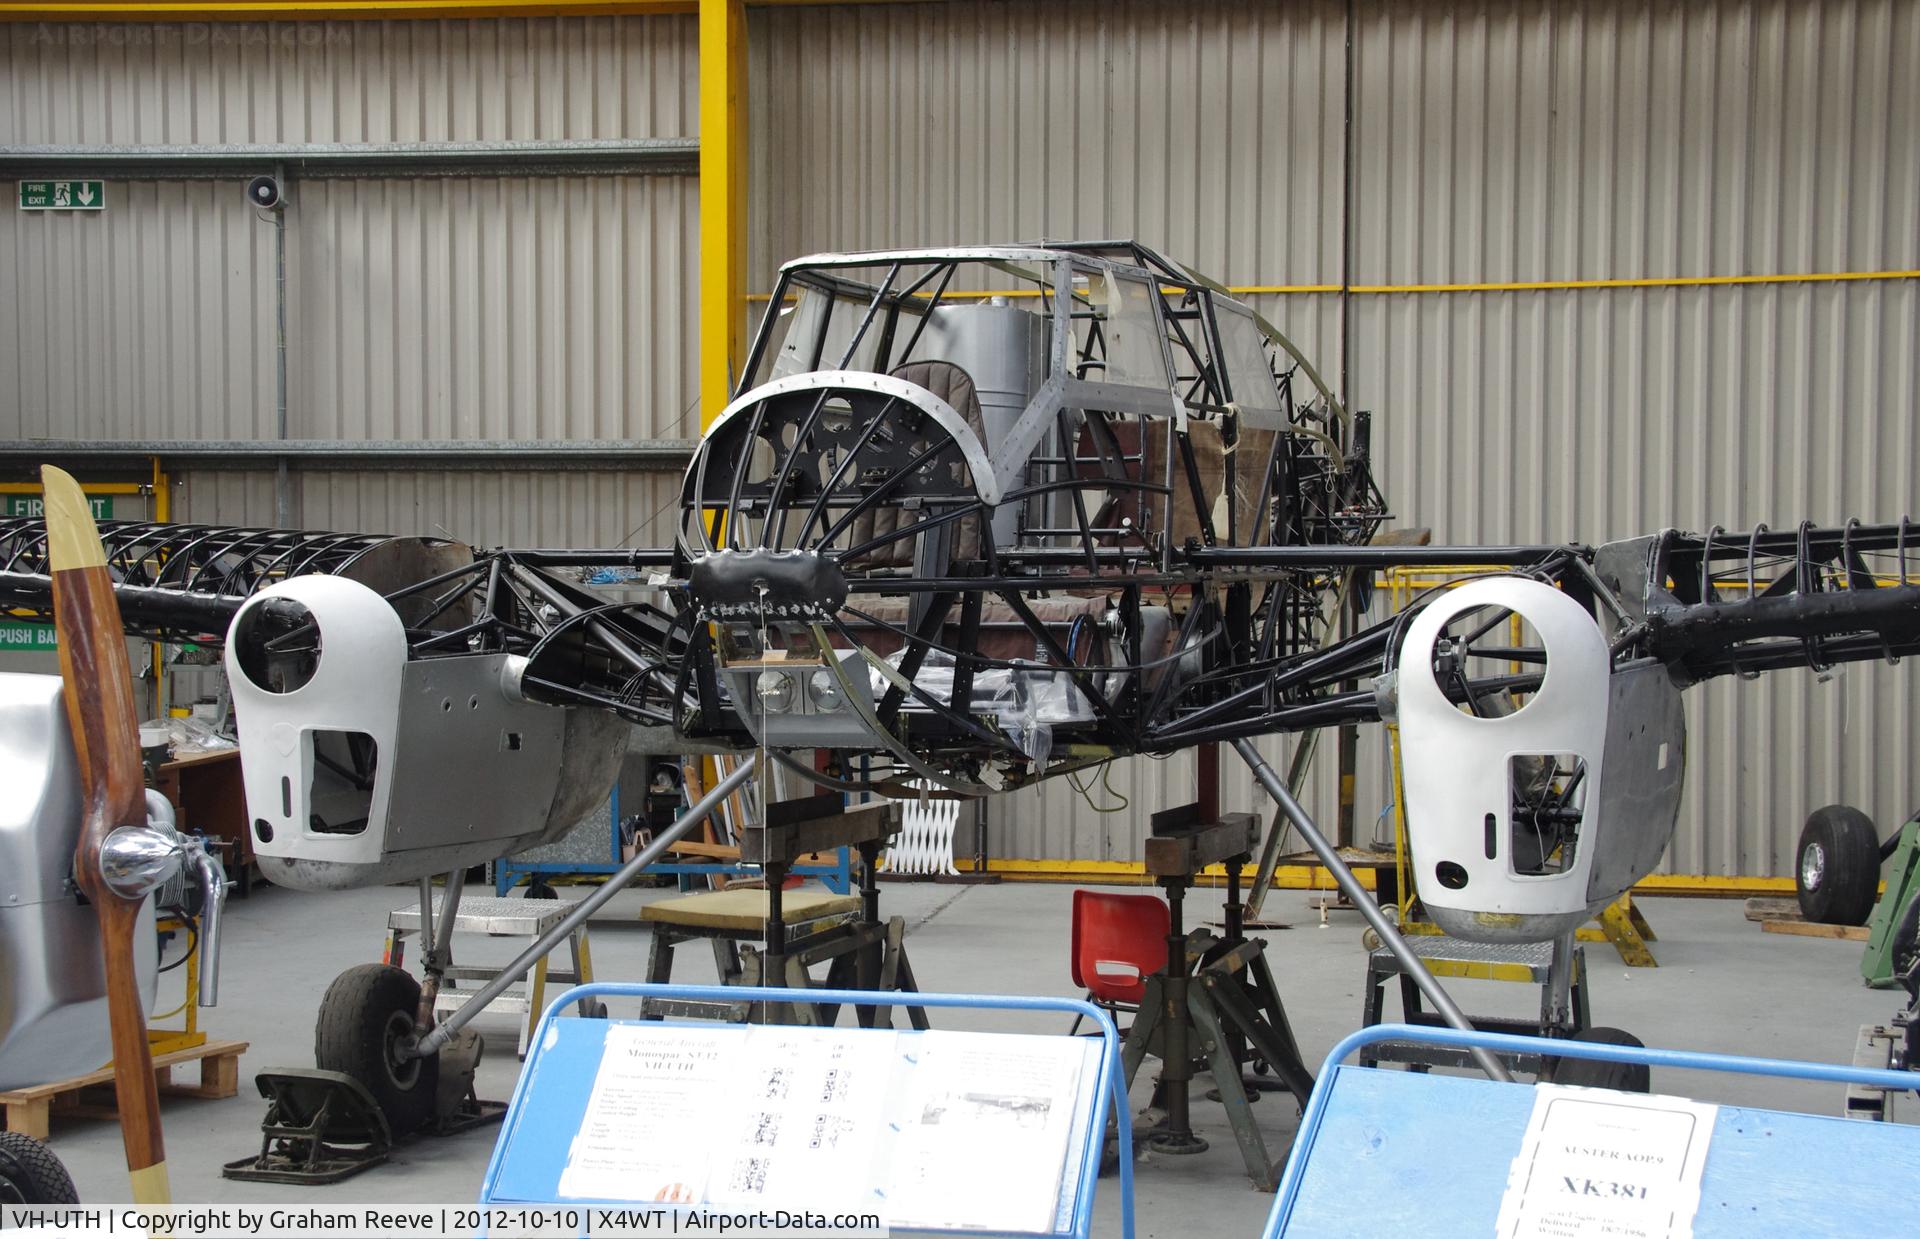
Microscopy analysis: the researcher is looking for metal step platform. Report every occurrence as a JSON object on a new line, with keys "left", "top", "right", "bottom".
{"left": 386, "top": 895, "right": 595, "bottom": 1058}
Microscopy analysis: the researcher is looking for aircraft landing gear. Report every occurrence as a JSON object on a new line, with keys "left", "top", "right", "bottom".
{"left": 313, "top": 866, "right": 501, "bottom": 1136}
{"left": 314, "top": 963, "right": 442, "bottom": 1134}
{"left": 312, "top": 960, "right": 498, "bottom": 1138}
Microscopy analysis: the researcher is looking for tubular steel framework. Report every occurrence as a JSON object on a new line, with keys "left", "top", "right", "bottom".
{"left": 1, "top": 244, "right": 1916, "bottom": 803}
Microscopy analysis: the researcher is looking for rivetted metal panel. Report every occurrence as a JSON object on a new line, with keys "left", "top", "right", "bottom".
{"left": 0, "top": 17, "right": 698, "bottom": 446}
{"left": 765, "top": 0, "right": 1919, "bottom": 877}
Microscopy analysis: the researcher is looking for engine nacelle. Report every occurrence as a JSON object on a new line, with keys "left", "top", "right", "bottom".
{"left": 0, "top": 674, "right": 158, "bottom": 1089}
{"left": 1397, "top": 577, "right": 1685, "bottom": 942}
{"left": 225, "top": 575, "right": 627, "bottom": 890}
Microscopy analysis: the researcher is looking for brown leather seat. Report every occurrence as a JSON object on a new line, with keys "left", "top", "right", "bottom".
{"left": 846, "top": 361, "right": 988, "bottom": 569}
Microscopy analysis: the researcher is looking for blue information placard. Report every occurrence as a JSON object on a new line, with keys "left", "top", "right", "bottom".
{"left": 480, "top": 984, "right": 1135, "bottom": 1239}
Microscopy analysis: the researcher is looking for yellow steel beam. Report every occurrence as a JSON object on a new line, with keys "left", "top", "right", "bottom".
{"left": 954, "top": 856, "right": 1797, "bottom": 898}
{"left": 752, "top": 268, "right": 1919, "bottom": 303}
{"left": 1347, "top": 269, "right": 1920, "bottom": 295}
{"left": 0, "top": 481, "right": 146, "bottom": 495}
{"left": 697, "top": 0, "right": 745, "bottom": 427}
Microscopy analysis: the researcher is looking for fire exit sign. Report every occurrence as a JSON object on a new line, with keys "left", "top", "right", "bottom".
{"left": 19, "top": 180, "right": 105, "bottom": 211}
{"left": 0, "top": 493, "right": 117, "bottom": 652}
{"left": 4, "top": 494, "right": 112, "bottom": 519}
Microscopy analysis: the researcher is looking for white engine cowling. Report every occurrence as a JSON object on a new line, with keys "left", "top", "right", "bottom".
{"left": 0, "top": 673, "right": 158, "bottom": 1089}
{"left": 1397, "top": 576, "right": 1685, "bottom": 942}
{"left": 226, "top": 575, "right": 627, "bottom": 890}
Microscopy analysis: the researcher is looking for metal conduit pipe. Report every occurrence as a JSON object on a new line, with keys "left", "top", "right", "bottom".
{"left": 1232, "top": 736, "right": 1512, "bottom": 1083}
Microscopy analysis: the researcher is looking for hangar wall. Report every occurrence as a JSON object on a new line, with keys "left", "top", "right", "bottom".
{"left": 750, "top": 0, "right": 1919, "bottom": 877}
{"left": 0, "top": 14, "right": 699, "bottom": 553}
{"left": 2, "top": 1, "right": 1914, "bottom": 877}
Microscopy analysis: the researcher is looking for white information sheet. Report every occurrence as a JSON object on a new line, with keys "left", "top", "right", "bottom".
{"left": 542, "top": 1020, "right": 1104, "bottom": 1231}
{"left": 1495, "top": 1084, "right": 1718, "bottom": 1239}
{"left": 705, "top": 1026, "right": 899, "bottom": 1212}
{"left": 884, "top": 1031, "right": 1091, "bottom": 1233}
{"left": 556, "top": 1024, "right": 738, "bottom": 1202}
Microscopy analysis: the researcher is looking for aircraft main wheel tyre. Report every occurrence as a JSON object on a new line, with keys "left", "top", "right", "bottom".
{"left": 0, "top": 1132, "right": 78, "bottom": 1204}
{"left": 1546, "top": 1027, "right": 1651, "bottom": 1094}
{"left": 314, "top": 964, "right": 441, "bottom": 1135}
{"left": 1795, "top": 805, "right": 1881, "bottom": 926}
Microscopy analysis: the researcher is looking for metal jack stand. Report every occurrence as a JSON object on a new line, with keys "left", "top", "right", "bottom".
{"left": 750, "top": 796, "right": 925, "bottom": 1026}
{"left": 1119, "top": 806, "right": 1315, "bottom": 1190}
{"left": 641, "top": 794, "right": 928, "bottom": 1028}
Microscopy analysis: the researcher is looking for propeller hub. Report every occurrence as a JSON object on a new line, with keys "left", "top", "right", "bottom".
{"left": 96, "top": 826, "right": 185, "bottom": 901}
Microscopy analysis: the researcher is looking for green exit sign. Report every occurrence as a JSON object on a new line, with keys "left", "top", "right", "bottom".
{"left": 19, "top": 180, "right": 105, "bottom": 211}
{"left": 4, "top": 494, "right": 112, "bottom": 519}
{"left": 0, "top": 623, "right": 58, "bottom": 652}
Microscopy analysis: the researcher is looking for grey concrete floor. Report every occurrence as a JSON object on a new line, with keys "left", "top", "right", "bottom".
{"left": 42, "top": 879, "right": 1904, "bottom": 1236}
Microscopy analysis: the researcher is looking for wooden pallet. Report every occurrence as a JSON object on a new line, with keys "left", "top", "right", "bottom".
{"left": 1744, "top": 897, "right": 1871, "bottom": 941}
{"left": 1762, "top": 919, "right": 1871, "bottom": 942}
{"left": 0, "top": 1038, "right": 249, "bottom": 1141}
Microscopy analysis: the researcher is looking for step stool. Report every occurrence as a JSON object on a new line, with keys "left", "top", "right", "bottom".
{"left": 1359, "top": 933, "right": 1588, "bottom": 1074}
{"left": 386, "top": 896, "right": 594, "bottom": 1057}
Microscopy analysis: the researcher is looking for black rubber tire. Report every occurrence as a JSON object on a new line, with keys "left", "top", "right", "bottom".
{"left": 1546, "top": 1027, "right": 1651, "bottom": 1093}
{"left": 0, "top": 1132, "right": 78, "bottom": 1205}
{"left": 1795, "top": 805, "right": 1881, "bottom": 926}
{"left": 314, "top": 964, "right": 440, "bottom": 1135}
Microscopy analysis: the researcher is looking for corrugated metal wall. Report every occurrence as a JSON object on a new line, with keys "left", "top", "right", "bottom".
{"left": 2, "top": 3, "right": 1912, "bottom": 876}
{"left": 0, "top": 15, "right": 699, "bottom": 550}
{"left": 752, "top": 0, "right": 1920, "bottom": 876}
{"left": 172, "top": 468, "right": 679, "bottom": 549}
{"left": 1348, "top": 0, "right": 1920, "bottom": 875}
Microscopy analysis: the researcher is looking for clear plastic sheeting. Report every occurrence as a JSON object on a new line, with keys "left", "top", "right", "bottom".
{"left": 1212, "top": 300, "right": 1287, "bottom": 418}
{"left": 771, "top": 286, "right": 888, "bottom": 379}
{"left": 138, "top": 713, "right": 236, "bottom": 754}
{"left": 1091, "top": 271, "right": 1172, "bottom": 392}
{"left": 873, "top": 650, "right": 1094, "bottom": 764}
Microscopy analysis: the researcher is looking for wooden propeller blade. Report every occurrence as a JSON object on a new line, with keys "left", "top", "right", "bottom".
{"left": 43, "top": 466, "right": 172, "bottom": 1206}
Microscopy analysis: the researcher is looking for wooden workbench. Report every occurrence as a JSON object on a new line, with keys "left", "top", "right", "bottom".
{"left": 151, "top": 746, "right": 256, "bottom": 895}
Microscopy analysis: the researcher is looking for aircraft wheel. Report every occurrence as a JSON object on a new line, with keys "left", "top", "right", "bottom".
{"left": 0, "top": 1132, "right": 78, "bottom": 1204}
{"left": 315, "top": 964, "right": 440, "bottom": 1135}
{"left": 1545, "top": 1027, "right": 1651, "bottom": 1094}
{"left": 1795, "top": 805, "right": 1880, "bottom": 926}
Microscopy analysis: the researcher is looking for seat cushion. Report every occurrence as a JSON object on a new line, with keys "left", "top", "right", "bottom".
{"left": 640, "top": 888, "right": 862, "bottom": 931}
{"left": 845, "top": 360, "right": 989, "bottom": 567}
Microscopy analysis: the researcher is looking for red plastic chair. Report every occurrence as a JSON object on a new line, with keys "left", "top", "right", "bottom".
{"left": 1069, "top": 889, "right": 1170, "bottom": 1033}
